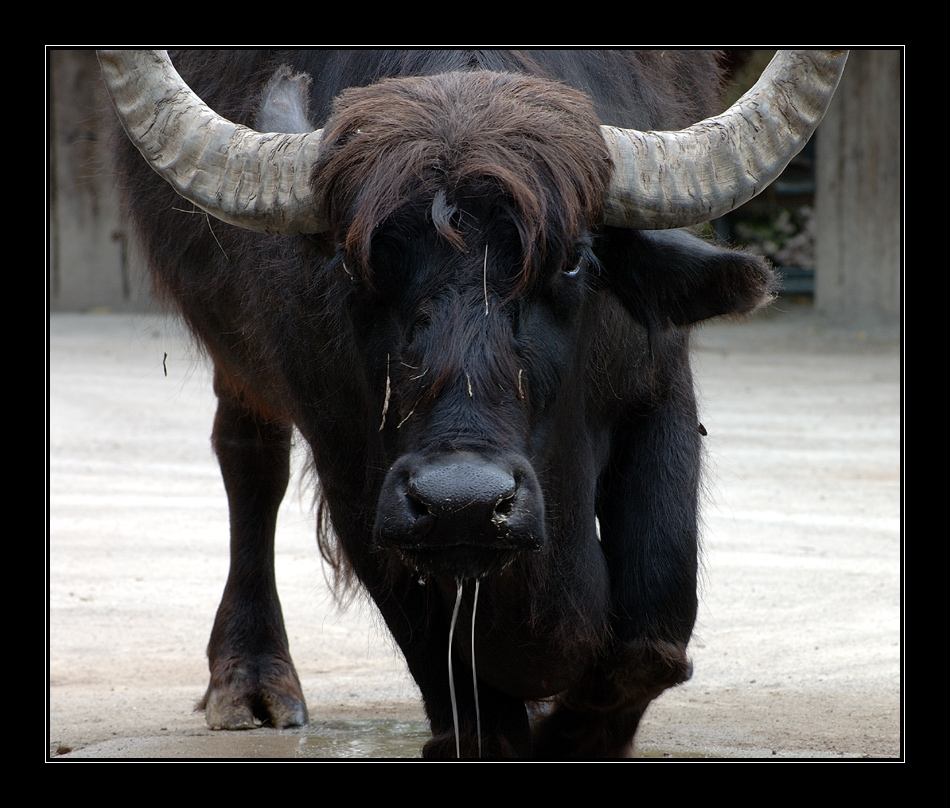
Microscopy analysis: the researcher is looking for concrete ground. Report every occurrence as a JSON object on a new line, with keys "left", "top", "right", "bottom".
{"left": 47, "top": 302, "right": 902, "bottom": 760}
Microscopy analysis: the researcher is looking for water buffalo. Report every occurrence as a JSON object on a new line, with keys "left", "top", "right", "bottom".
{"left": 99, "top": 49, "right": 847, "bottom": 758}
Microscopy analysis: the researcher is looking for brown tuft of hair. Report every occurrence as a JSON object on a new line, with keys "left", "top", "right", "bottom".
{"left": 310, "top": 71, "right": 612, "bottom": 283}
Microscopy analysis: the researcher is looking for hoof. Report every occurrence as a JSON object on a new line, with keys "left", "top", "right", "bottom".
{"left": 198, "top": 659, "right": 308, "bottom": 730}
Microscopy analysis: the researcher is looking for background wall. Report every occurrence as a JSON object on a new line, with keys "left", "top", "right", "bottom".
{"left": 48, "top": 49, "right": 150, "bottom": 312}
{"left": 815, "top": 49, "right": 902, "bottom": 324}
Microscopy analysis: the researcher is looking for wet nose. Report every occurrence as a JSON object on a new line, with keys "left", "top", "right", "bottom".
{"left": 374, "top": 450, "right": 545, "bottom": 578}
{"left": 407, "top": 455, "right": 517, "bottom": 534}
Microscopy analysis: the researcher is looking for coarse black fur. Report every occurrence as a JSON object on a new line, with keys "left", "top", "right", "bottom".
{"left": 112, "top": 49, "right": 774, "bottom": 757}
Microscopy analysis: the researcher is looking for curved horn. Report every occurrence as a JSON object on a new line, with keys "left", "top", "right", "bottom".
{"left": 101, "top": 50, "right": 847, "bottom": 236}
{"left": 97, "top": 49, "right": 329, "bottom": 234}
{"left": 601, "top": 49, "right": 849, "bottom": 230}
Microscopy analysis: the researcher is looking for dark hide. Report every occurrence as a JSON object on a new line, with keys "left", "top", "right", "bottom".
{"left": 112, "top": 49, "right": 774, "bottom": 758}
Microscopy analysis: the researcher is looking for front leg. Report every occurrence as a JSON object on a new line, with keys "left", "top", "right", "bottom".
{"left": 534, "top": 391, "right": 700, "bottom": 757}
{"left": 197, "top": 375, "right": 306, "bottom": 729}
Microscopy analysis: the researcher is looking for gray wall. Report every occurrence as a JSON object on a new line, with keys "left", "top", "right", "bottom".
{"left": 48, "top": 49, "right": 150, "bottom": 312}
{"left": 815, "top": 49, "right": 902, "bottom": 324}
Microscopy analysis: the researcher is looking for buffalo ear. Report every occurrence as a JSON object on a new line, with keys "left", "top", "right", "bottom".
{"left": 598, "top": 227, "right": 777, "bottom": 327}
{"left": 255, "top": 65, "right": 315, "bottom": 134}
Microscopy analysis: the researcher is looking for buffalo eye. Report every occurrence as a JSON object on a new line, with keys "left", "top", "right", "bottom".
{"left": 330, "top": 248, "right": 361, "bottom": 285}
{"left": 562, "top": 243, "right": 599, "bottom": 280}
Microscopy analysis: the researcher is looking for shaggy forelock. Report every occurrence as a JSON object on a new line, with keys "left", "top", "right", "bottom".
{"left": 310, "top": 70, "right": 612, "bottom": 281}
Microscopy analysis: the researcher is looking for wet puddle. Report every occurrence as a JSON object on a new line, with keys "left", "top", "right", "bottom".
{"left": 294, "top": 720, "right": 718, "bottom": 759}
{"left": 58, "top": 719, "right": 718, "bottom": 759}
{"left": 296, "top": 719, "right": 430, "bottom": 759}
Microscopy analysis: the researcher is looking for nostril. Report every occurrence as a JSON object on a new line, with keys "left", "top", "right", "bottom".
{"left": 405, "top": 489, "right": 432, "bottom": 522}
{"left": 494, "top": 492, "right": 515, "bottom": 518}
